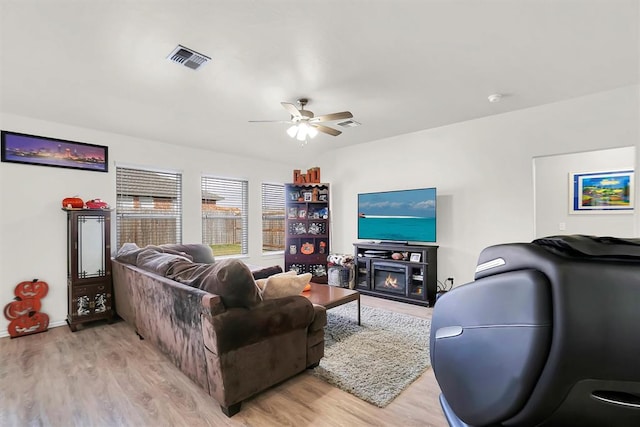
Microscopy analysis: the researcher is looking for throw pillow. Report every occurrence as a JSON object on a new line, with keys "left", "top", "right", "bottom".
{"left": 255, "top": 270, "right": 296, "bottom": 292}
{"left": 261, "top": 272, "right": 312, "bottom": 300}
{"left": 136, "top": 247, "right": 193, "bottom": 276}
{"left": 250, "top": 265, "right": 284, "bottom": 280}
{"left": 160, "top": 244, "right": 215, "bottom": 264}
{"left": 198, "top": 258, "right": 262, "bottom": 308}
{"left": 115, "top": 242, "right": 142, "bottom": 265}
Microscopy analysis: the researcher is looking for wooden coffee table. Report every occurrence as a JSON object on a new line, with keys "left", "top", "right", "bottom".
{"left": 303, "top": 283, "right": 361, "bottom": 325}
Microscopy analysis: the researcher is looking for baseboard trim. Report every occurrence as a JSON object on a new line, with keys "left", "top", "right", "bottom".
{"left": 0, "top": 320, "right": 67, "bottom": 339}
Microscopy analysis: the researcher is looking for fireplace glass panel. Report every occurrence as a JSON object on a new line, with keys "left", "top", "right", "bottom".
{"left": 373, "top": 263, "right": 408, "bottom": 295}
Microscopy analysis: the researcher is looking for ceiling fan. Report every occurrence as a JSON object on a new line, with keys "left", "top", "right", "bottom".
{"left": 249, "top": 98, "right": 353, "bottom": 142}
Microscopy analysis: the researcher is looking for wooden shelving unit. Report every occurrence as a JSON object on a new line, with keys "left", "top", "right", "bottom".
{"left": 284, "top": 183, "right": 330, "bottom": 283}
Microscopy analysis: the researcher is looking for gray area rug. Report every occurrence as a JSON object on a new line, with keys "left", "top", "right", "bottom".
{"left": 312, "top": 303, "right": 431, "bottom": 407}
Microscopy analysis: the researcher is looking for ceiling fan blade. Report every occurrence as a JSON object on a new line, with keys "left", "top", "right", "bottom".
{"left": 309, "top": 111, "right": 353, "bottom": 123}
{"left": 312, "top": 124, "right": 342, "bottom": 136}
{"left": 281, "top": 102, "right": 302, "bottom": 118}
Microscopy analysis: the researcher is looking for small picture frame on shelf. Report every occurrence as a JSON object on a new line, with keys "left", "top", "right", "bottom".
{"left": 319, "top": 194, "right": 328, "bottom": 202}
{"left": 303, "top": 192, "right": 313, "bottom": 202}
{"left": 289, "top": 191, "right": 300, "bottom": 201}
{"left": 410, "top": 253, "right": 421, "bottom": 262}
{"left": 298, "top": 209, "right": 307, "bottom": 219}
{"left": 288, "top": 207, "right": 298, "bottom": 219}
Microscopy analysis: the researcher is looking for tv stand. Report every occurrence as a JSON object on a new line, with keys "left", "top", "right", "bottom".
{"left": 354, "top": 242, "right": 438, "bottom": 307}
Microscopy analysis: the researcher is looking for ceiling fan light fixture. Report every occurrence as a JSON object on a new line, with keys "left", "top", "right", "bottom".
{"left": 287, "top": 125, "right": 298, "bottom": 138}
{"left": 296, "top": 123, "right": 309, "bottom": 141}
{"left": 307, "top": 126, "right": 318, "bottom": 138}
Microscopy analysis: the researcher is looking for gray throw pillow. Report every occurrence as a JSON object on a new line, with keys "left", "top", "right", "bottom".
{"left": 161, "top": 244, "right": 215, "bottom": 264}
{"left": 136, "top": 247, "right": 193, "bottom": 276}
{"left": 198, "top": 258, "right": 262, "bottom": 308}
{"left": 115, "top": 243, "right": 142, "bottom": 265}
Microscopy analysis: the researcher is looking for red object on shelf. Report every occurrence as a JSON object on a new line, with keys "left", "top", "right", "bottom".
{"left": 62, "top": 197, "right": 84, "bottom": 209}
{"left": 3, "top": 279, "right": 49, "bottom": 338}
{"left": 85, "top": 199, "right": 109, "bottom": 209}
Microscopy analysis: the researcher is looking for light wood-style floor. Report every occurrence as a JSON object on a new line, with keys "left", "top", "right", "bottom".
{"left": 0, "top": 295, "right": 448, "bottom": 427}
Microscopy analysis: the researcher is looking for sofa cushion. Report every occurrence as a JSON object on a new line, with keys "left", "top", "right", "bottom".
{"left": 137, "top": 247, "right": 194, "bottom": 276}
{"left": 250, "top": 265, "right": 284, "bottom": 280}
{"left": 116, "top": 243, "right": 196, "bottom": 266}
{"left": 198, "top": 259, "right": 262, "bottom": 308}
{"left": 115, "top": 242, "right": 143, "bottom": 265}
{"left": 161, "top": 244, "right": 215, "bottom": 264}
{"left": 261, "top": 272, "right": 312, "bottom": 300}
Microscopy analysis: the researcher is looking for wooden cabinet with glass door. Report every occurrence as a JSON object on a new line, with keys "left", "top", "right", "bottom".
{"left": 65, "top": 209, "right": 114, "bottom": 331}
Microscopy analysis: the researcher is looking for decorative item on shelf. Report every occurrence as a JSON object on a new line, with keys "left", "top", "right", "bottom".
{"left": 318, "top": 192, "right": 328, "bottom": 202}
{"left": 85, "top": 198, "right": 109, "bottom": 209}
{"left": 312, "top": 187, "right": 319, "bottom": 201}
{"left": 290, "top": 222, "right": 307, "bottom": 235}
{"left": 317, "top": 207, "right": 329, "bottom": 219}
{"left": 289, "top": 191, "right": 300, "bottom": 201}
{"left": 298, "top": 209, "right": 307, "bottom": 219}
{"left": 62, "top": 196, "right": 84, "bottom": 209}
{"left": 288, "top": 207, "right": 298, "bottom": 219}
{"left": 392, "top": 252, "right": 404, "bottom": 260}
{"left": 310, "top": 264, "right": 327, "bottom": 277}
{"left": 308, "top": 222, "right": 326, "bottom": 235}
{"left": 301, "top": 242, "right": 315, "bottom": 255}
{"left": 293, "top": 167, "right": 321, "bottom": 184}
{"left": 303, "top": 192, "right": 313, "bottom": 202}
{"left": 289, "top": 264, "right": 306, "bottom": 274}
{"left": 410, "top": 253, "right": 422, "bottom": 262}
{"left": 3, "top": 279, "right": 49, "bottom": 338}
{"left": 289, "top": 244, "right": 297, "bottom": 255}
{"left": 319, "top": 241, "right": 327, "bottom": 254}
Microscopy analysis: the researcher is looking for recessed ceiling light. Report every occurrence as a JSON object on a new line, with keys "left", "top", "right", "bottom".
{"left": 488, "top": 94, "right": 503, "bottom": 103}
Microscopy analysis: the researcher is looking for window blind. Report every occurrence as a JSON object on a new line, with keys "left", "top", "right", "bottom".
{"left": 261, "top": 183, "right": 285, "bottom": 252}
{"left": 201, "top": 176, "right": 248, "bottom": 256}
{"left": 116, "top": 167, "right": 182, "bottom": 249}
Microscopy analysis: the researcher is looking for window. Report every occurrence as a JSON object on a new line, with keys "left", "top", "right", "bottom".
{"left": 261, "top": 183, "right": 285, "bottom": 253}
{"left": 116, "top": 167, "right": 182, "bottom": 249}
{"left": 202, "top": 176, "right": 248, "bottom": 257}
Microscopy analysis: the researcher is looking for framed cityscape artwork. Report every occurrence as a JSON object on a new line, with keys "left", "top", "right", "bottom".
{"left": 1, "top": 130, "right": 108, "bottom": 172}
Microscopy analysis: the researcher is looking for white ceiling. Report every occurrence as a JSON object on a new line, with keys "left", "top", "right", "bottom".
{"left": 1, "top": 0, "right": 638, "bottom": 163}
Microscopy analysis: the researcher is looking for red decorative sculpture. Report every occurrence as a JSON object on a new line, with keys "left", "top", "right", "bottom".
{"left": 3, "top": 279, "right": 49, "bottom": 338}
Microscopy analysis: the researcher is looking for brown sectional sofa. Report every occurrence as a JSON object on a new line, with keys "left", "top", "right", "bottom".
{"left": 112, "top": 243, "right": 326, "bottom": 416}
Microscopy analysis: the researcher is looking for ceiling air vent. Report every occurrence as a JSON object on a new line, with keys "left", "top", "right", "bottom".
{"left": 337, "top": 119, "right": 361, "bottom": 128}
{"left": 167, "top": 45, "right": 211, "bottom": 70}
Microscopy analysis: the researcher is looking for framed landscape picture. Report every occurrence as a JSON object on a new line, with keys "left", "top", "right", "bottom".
{"left": 569, "top": 170, "right": 634, "bottom": 213}
{"left": 1, "top": 130, "right": 108, "bottom": 172}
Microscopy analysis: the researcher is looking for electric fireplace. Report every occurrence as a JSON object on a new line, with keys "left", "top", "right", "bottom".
{"left": 373, "top": 262, "right": 409, "bottom": 296}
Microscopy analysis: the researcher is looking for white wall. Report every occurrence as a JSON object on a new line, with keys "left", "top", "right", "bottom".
{"left": 1, "top": 85, "right": 638, "bottom": 336}
{"left": 534, "top": 146, "right": 636, "bottom": 238}
{"left": 317, "top": 86, "right": 639, "bottom": 288}
{"left": 0, "top": 113, "right": 295, "bottom": 336}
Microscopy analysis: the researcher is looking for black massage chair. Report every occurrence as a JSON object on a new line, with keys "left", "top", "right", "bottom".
{"left": 430, "top": 235, "right": 640, "bottom": 427}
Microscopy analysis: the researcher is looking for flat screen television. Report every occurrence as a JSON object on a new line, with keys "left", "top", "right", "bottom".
{"left": 357, "top": 187, "right": 437, "bottom": 243}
